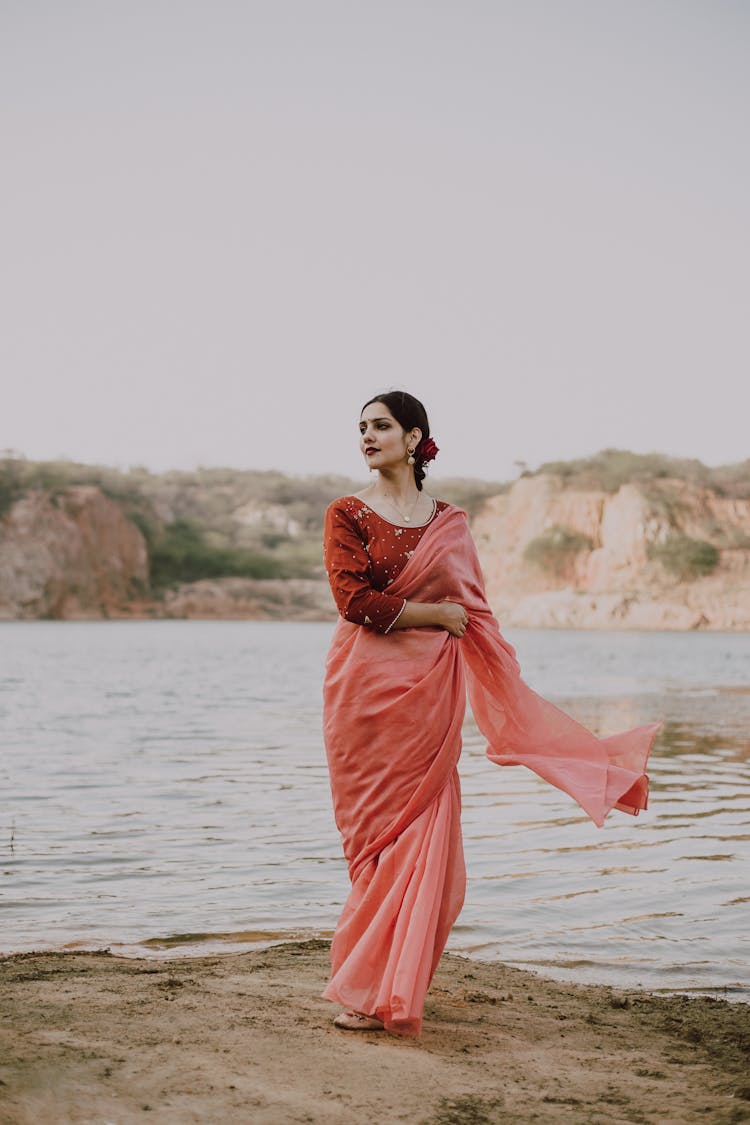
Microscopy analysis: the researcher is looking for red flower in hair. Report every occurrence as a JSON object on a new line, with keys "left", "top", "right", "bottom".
{"left": 418, "top": 437, "right": 439, "bottom": 462}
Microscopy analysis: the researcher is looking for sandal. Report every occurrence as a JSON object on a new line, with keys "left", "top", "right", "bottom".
{"left": 333, "top": 1010, "right": 384, "bottom": 1031}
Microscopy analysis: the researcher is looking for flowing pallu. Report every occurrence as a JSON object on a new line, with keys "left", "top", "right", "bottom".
{"left": 322, "top": 506, "right": 661, "bottom": 1035}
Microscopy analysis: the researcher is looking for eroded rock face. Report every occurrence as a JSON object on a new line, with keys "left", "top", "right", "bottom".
{"left": 0, "top": 485, "right": 336, "bottom": 623}
{"left": 472, "top": 475, "right": 750, "bottom": 631}
{"left": 0, "top": 486, "right": 148, "bottom": 619}
{"left": 160, "top": 577, "right": 335, "bottom": 621}
{"left": 4, "top": 472, "right": 750, "bottom": 630}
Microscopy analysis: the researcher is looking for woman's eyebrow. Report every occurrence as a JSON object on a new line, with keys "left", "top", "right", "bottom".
{"left": 359, "top": 416, "right": 391, "bottom": 425}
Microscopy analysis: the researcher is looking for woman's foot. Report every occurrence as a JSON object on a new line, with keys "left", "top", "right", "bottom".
{"left": 333, "top": 1010, "right": 384, "bottom": 1031}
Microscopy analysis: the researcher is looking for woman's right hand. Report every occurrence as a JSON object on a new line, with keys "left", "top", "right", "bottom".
{"left": 438, "top": 601, "right": 470, "bottom": 638}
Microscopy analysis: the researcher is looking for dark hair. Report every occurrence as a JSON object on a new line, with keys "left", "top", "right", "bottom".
{"left": 361, "top": 390, "right": 431, "bottom": 491}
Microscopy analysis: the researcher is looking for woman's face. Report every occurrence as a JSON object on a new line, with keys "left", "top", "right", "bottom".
{"left": 359, "top": 402, "right": 420, "bottom": 472}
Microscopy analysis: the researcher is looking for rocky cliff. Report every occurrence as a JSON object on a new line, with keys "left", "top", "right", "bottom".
{"left": 0, "top": 484, "right": 336, "bottom": 622}
{"left": 0, "top": 486, "right": 149, "bottom": 619}
{"left": 473, "top": 474, "right": 750, "bottom": 630}
{"left": 0, "top": 460, "right": 502, "bottom": 622}
{"left": 3, "top": 462, "right": 750, "bottom": 628}
{"left": 158, "top": 577, "right": 335, "bottom": 621}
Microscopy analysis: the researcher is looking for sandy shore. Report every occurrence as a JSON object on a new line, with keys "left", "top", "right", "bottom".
{"left": 1, "top": 940, "right": 748, "bottom": 1125}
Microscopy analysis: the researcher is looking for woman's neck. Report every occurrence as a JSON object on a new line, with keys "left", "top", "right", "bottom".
{"left": 369, "top": 466, "right": 418, "bottom": 504}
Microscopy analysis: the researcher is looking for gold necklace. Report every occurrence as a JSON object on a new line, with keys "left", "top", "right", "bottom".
{"left": 379, "top": 489, "right": 422, "bottom": 523}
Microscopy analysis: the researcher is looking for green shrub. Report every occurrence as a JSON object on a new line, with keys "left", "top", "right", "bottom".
{"left": 149, "top": 519, "right": 281, "bottom": 588}
{"left": 649, "top": 535, "right": 720, "bottom": 581}
{"left": 523, "top": 525, "right": 593, "bottom": 577}
{"left": 268, "top": 537, "right": 326, "bottom": 580}
{"left": 0, "top": 471, "right": 23, "bottom": 517}
{"left": 126, "top": 509, "right": 158, "bottom": 547}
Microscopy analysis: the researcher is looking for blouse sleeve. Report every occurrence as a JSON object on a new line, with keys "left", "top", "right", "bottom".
{"left": 323, "top": 501, "right": 406, "bottom": 634}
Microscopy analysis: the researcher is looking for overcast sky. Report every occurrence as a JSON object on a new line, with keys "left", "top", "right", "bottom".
{"left": 2, "top": 1, "right": 748, "bottom": 484}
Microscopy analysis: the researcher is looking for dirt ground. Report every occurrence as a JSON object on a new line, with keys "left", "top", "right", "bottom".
{"left": 1, "top": 940, "right": 748, "bottom": 1124}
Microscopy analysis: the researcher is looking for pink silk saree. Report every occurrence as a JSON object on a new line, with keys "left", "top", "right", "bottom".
{"left": 322, "top": 506, "right": 661, "bottom": 1035}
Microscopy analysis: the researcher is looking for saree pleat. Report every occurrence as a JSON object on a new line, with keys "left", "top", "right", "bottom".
{"left": 322, "top": 774, "right": 464, "bottom": 1034}
{"left": 323, "top": 506, "right": 661, "bottom": 1034}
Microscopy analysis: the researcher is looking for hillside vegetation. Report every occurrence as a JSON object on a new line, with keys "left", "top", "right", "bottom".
{"left": 3, "top": 450, "right": 749, "bottom": 627}
{"left": 532, "top": 449, "right": 750, "bottom": 498}
{"left": 0, "top": 456, "right": 505, "bottom": 591}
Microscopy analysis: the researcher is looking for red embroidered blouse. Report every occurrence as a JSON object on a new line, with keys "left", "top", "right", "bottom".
{"left": 323, "top": 494, "right": 449, "bottom": 634}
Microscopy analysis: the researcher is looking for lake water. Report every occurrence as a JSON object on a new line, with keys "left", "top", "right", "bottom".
{"left": 1, "top": 621, "right": 749, "bottom": 1001}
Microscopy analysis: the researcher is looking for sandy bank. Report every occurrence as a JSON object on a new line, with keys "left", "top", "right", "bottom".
{"left": 1, "top": 941, "right": 749, "bottom": 1124}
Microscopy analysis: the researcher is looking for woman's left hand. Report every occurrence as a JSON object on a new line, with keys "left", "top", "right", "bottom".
{"left": 437, "top": 601, "right": 470, "bottom": 638}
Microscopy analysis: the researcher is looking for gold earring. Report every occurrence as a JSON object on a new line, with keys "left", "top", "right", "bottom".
{"left": 407, "top": 449, "right": 416, "bottom": 465}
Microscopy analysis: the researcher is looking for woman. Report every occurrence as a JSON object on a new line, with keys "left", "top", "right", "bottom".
{"left": 322, "top": 390, "right": 660, "bottom": 1036}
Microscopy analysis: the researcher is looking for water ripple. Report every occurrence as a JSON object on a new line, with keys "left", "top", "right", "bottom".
{"left": 1, "top": 621, "right": 748, "bottom": 1001}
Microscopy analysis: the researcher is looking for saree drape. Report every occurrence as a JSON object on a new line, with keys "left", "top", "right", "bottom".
{"left": 322, "top": 506, "right": 661, "bottom": 1035}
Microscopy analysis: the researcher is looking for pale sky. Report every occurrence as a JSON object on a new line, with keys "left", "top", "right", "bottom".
{"left": 2, "top": 1, "right": 748, "bottom": 483}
